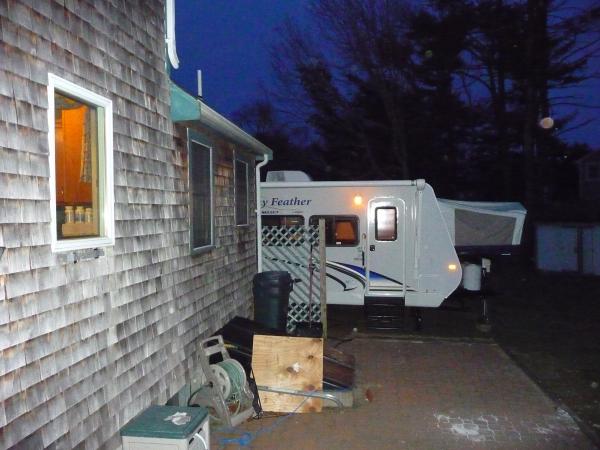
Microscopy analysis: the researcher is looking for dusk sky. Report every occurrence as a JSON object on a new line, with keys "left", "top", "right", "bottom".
{"left": 172, "top": 1, "right": 599, "bottom": 148}
{"left": 173, "top": 1, "right": 307, "bottom": 117}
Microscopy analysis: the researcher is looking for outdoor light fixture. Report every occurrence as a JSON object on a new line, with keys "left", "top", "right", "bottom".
{"left": 353, "top": 195, "right": 363, "bottom": 206}
{"left": 448, "top": 263, "right": 458, "bottom": 272}
{"left": 539, "top": 116, "right": 554, "bottom": 129}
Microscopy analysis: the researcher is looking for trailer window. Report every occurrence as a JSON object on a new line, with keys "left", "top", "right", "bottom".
{"left": 262, "top": 215, "right": 305, "bottom": 246}
{"left": 309, "top": 216, "right": 359, "bottom": 246}
{"left": 375, "top": 207, "right": 397, "bottom": 241}
{"left": 262, "top": 215, "right": 305, "bottom": 227}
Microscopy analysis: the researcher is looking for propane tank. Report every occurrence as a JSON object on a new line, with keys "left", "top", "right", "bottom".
{"left": 461, "top": 263, "right": 482, "bottom": 291}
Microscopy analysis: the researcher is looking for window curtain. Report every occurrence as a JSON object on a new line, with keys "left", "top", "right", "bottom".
{"left": 80, "top": 108, "right": 96, "bottom": 183}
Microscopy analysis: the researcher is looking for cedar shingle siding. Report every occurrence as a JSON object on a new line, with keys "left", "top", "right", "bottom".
{"left": 1, "top": 2, "right": 258, "bottom": 448}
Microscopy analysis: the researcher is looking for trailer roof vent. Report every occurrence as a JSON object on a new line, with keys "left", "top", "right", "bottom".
{"left": 266, "top": 171, "right": 312, "bottom": 182}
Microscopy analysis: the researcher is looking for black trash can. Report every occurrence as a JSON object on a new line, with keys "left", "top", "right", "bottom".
{"left": 252, "top": 271, "right": 293, "bottom": 332}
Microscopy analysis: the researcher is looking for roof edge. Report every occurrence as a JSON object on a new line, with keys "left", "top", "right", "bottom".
{"left": 169, "top": 80, "right": 273, "bottom": 160}
{"left": 198, "top": 100, "right": 273, "bottom": 160}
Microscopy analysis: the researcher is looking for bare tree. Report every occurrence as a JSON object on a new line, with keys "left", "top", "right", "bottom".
{"left": 269, "top": 0, "right": 415, "bottom": 179}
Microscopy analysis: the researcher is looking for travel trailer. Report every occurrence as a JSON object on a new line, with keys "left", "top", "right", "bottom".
{"left": 260, "top": 171, "right": 461, "bottom": 308}
{"left": 259, "top": 171, "right": 526, "bottom": 309}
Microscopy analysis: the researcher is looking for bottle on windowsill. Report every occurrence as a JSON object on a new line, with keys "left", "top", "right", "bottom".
{"left": 75, "top": 206, "right": 85, "bottom": 223}
{"left": 64, "top": 206, "right": 74, "bottom": 223}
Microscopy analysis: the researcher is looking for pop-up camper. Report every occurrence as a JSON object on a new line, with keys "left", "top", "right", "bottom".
{"left": 438, "top": 199, "right": 527, "bottom": 293}
{"left": 438, "top": 199, "right": 526, "bottom": 256}
{"left": 259, "top": 171, "right": 526, "bottom": 309}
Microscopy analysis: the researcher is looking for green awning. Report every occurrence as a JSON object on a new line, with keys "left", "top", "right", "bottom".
{"left": 170, "top": 81, "right": 200, "bottom": 122}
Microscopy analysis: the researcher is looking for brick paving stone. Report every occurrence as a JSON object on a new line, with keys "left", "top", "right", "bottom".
{"left": 218, "top": 338, "right": 597, "bottom": 449}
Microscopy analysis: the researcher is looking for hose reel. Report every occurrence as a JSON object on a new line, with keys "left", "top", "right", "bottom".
{"left": 191, "top": 336, "right": 256, "bottom": 427}
{"left": 210, "top": 358, "right": 248, "bottom": 403}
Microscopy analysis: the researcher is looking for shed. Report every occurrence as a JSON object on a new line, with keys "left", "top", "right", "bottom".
{"left": 576, "top": 151, "right": 600, "bottom": 201}
{"left": 536, "top": 223, "right": 600, "bottom": 275}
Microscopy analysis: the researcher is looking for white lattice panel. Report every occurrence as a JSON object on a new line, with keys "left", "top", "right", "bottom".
{"left": 261, "top": 225, "right": 321, "bottom": 332}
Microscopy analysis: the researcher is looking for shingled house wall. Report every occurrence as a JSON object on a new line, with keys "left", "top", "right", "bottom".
{"left": 0, "top": 1, "right": 258, "bottom": 448}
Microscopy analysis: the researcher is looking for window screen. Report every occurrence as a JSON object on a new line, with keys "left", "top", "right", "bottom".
{"left": 309, "top": 216, "right": 359, "bottom": 246}
{"left": 375, "top": 207, "right": 397, "bottom": 241}
{"left": 189, "top": 140, "right": 213, "bottom": 251}
{"left": 454, "top": 209, "right": 515, "bottom": 246}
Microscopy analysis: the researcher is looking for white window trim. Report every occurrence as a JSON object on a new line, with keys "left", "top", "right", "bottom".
{"left": 234, "top": 157, "right": 249, "bottom": 226}
{"left": 47, "top": 73, "right": 115, "bottom": 253}
{"left": 188, "top": 131, "right": 215, "bottom": 254}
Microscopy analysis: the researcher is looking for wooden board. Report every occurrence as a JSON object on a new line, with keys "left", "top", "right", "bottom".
{"left": 217, "top": 316, "right": 355, "bottom": 389}
{"left": 252, "top": 335, "right": 323, "bottom": 413}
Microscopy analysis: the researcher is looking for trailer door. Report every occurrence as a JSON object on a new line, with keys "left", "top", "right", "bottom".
{"left": 366, "top": 198, "right": 405, "bottom": 295}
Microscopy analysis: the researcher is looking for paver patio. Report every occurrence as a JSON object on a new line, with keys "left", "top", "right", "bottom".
{"left": 217, "top": 337, "right": 596, "bottom": 449}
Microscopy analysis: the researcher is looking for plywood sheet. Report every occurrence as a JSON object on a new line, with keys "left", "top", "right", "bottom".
{"left": 252, "top": 335, "right": 323, "bottom": 413}
{"left": 217, "top": 317, "right": 355, "bottom": 389}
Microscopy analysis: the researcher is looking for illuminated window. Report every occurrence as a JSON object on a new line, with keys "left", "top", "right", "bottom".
{"left": 188, "top": 132, "right": 214, "bottom": 253}
{"left": 375, "top": 207, "right": 397, "bottom": 241}
{"left": 309, "top": 215, "right": 359, "bottom": 246}
{"left": 235, "top": 158, "right": 249, "bottom": 225}
{"left": 48, "top": 74, "right": 114, "bottom": 252}
{"left": 335, "top": 220, "right": 357, "bottom": 242}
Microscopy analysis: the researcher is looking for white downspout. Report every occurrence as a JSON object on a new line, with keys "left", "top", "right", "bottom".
{"left": 255, "top": 154, "right": 269, "bottom": 272}
{"left": 165, "top": 0, "right": 180, "bottom": 69}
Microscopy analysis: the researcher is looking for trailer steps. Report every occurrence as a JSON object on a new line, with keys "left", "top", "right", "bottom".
{"left": 364, "top": 297, "right": 405, "bottom": 330}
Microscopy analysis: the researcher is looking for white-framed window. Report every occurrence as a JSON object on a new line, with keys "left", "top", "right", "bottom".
{"left": 234, "top": 158, "right": 249, "bottom": 226}
{"left": 47, "top": 73, "right": 114, "bottom": 253}
{"left": 188, "top": 130, "right": 214, "bottom": 253}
